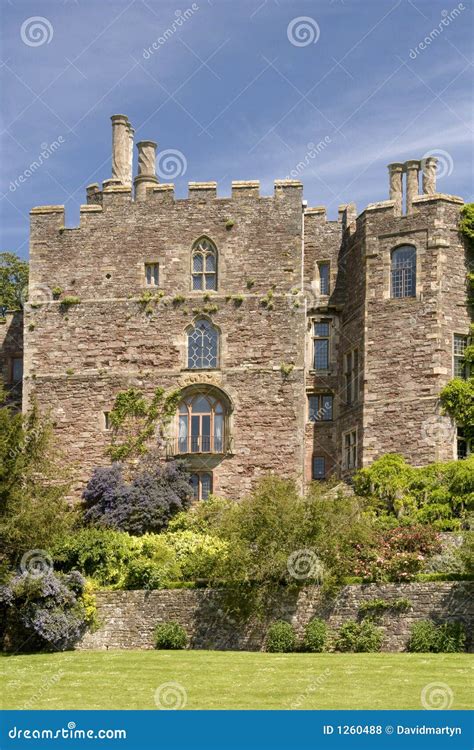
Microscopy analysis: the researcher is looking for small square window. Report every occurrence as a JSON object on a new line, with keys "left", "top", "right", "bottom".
{"left": 308, "top": 394, "right": 333, "bottom": 421}
{"left": 312, "top": 456, "right": 326, "bottom": 480}
{"left": 144, "top": 263, "right": 159, "bottom": 286}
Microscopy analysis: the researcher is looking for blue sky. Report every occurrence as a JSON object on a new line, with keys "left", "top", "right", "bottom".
{"left": 1, "top": 0, "right": 473, "bottom": 259}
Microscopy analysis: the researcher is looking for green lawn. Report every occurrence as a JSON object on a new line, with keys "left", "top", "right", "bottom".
{"left": 1, "top": 651, "right": 472, "bottom": 710}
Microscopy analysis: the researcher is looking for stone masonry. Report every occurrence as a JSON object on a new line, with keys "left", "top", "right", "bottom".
{"left": 2, "top": 114, "right": 470, "bottom": 496}
{"left": 77, "top": 582, "right": 474, "bottom": 652}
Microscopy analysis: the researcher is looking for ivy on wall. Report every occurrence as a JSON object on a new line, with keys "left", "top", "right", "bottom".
{"left": 107, "top": 387, "right": 181, "bottom": 464}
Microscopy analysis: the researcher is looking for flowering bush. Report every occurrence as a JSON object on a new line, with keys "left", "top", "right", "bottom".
{"left": 0, "top": 570, "right": 93, "bottom": 652}
{"left": 82, "top": 457, "right": 193, "bottom": 535}
{"left": 352, "top": 525, "right": 441, "bottom": 582}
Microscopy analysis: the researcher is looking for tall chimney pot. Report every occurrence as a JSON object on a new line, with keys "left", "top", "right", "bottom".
{"left": 387, "top": 162, "right": 404, "bottom": 215}
{"left": 111, "top": 114, "right": 132, "bottom": 187}
{"left": 405, "top": 159, "right": 421, "bottom": 214}
{"left": 134, "top": 140, "right": 158, "bottom": 201}
{"left": 421, "top": 156, "right": 438, "bottom": 195}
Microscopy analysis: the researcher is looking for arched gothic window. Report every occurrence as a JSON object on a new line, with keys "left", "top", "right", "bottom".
{"left": 187, "top": 318, "right": 219, "bottom": 369}
{"left": 192, "top": 237, "right": 217, "bottom": 291}
{"left": 391, "top": 245, "right": 416, "bottom": 298}
{"left": 178, "top": 394, "right": 225, "bottom": 454}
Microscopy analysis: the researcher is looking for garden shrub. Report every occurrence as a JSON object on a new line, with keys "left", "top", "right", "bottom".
{"left": 123, "top": 536, "right": 182, "bottom": 590}
{"left": 82, "top": 457, "right": 193, "bottom": 535}
{"left": 154, "top": 621, "right": 188, "bottom": 649}
{"left": 335, "top": 619, "right": 382, "bottom": 652}
{"left": 265, "top": 621, "right": 296, "bottom": 653}
{"left": 302, "top": 618, "right": 328, "bottom": 652}
{"left": 407, "top": 620, "right": 466, "bottom": 653}
{"left": 354, "top": 454, "right": 474, "bottom": 530}
{"left": 52, "top": 528, "right": 139, "bottom": 588}
{"left": 353, "top": 524, "right": 441, "bottom": 582}
{"left": 162, "top": 530, "right": 229, "bottom": 580}
{"left": 0, "top": 570, "right": 92, "bottom": 652}
{"left": 0, "top": 394, "right": 74, "bottom": 570}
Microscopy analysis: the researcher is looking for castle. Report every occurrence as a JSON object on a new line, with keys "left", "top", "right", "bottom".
{"left": 1, "top": 114, "right": 470, "bottom": 499}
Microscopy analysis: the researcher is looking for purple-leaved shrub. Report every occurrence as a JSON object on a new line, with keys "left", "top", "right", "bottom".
{"left": 82, "top": 456, "right": 193, "bottom": 535}
{"left": 0, "top": 570, "right": 89, "bottom": 652}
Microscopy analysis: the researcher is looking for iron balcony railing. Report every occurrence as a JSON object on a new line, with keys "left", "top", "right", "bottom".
{"left": 166, "top": 434, "right": 233, "bottom": 457}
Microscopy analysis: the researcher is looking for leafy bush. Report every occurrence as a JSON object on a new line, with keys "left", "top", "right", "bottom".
{"left": 0, "top": 570, "right": 92, "bottom": 652}
{"left": 82, "top": 456, "right": 192, "bottom": 535}
{"left": 354, "top": 454, "right": 474, "bottom": 530}
{"left": 0, "top": 395, "right": 74, "bottom": 571}
{"left": 302, "top": 618, "right": 328, "bottom": 652}
{"left": 123, "top": 536, "right": 181, "bottom": 590}
{"left": 335, "top": 619, "right": 382, "bottom": 652}
{"left": 52, "top": 528, "right": 138, "bottom": 588}
{"left": 265, "top": 621, "right": 296, "bottom": 653}
{"left": 52, "top": 528, "right": 228, "bottom": 590}
{"left": 407, "top": 620, "right": 466, "bottom": 653}
{"left": 353, "top": 524, "right": 441, "bottom": 582}
{"left": 162, "top": 530, "right": 229, "bottom": 580}
{"left": 154, "top": 621, "right": 188, "bottom": 649}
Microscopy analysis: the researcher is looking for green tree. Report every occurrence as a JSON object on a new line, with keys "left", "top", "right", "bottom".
{"left": 0, "top": 252, "right": 29, "bottom": 311}
{"left": 0, "top": 391, "right": 75, "bottom": 573}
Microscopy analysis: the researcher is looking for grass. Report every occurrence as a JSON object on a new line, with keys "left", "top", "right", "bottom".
{"left": 1, "top": 651, "right": 472, "bottom": 710}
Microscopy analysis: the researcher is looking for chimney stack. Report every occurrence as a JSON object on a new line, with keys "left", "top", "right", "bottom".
{"left": 134, "top": 141, "right": 158, "bottom": 200}
{"left": 405, "top": 159, "right": 421, "bottom": 214}
{"left": 111, "top": 114, "right": 133, "bottom": 187}
{"left": 387, "top": 162, "right": 404, "bottom": 215}
{"left": 421, "top": 156, "right": 438, "bottom": 195}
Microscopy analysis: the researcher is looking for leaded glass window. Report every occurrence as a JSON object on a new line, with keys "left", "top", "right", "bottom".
{"left": 177, "top": 395, "right": 225, "bottom": 454}
{"left": 312, "top": 456, "right": 326, "bottom": 480}
{"left": 318, "top": 262, "right": 330, "bottom": 295}
{"left": 453, "top": 334, "right": 468, "bottom": 379}
{"left": 188, "top": 319, "right": 219, "bottom": 369}
{"left": 313, "top": 321, "right": 330, "bottom": 370}
{"left": 192, "top": 237, "right": 217, "bottom": 291}
{"left": 308, "top": 394, "right": 333, "bottom": 421}
{"left": 391, "top": 246, "right": 416, "bottom": 298}
{"left": 190, "top": 472, "right": 213, "bottom": 500}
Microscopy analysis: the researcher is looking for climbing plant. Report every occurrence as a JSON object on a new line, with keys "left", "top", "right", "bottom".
{"left": 107, "top": 387, "right": 181, "bottom": 464}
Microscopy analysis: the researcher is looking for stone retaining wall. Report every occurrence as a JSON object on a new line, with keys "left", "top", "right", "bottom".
{"left": 78, "top": 582, "right": 473, "bottom": 652}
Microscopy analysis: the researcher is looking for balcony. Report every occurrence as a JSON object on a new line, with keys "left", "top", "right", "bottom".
{"left": 166, "top": 434, "right": 233, "bottom": 458}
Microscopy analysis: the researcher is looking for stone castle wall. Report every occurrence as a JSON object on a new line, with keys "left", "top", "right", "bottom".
{"left": 24, "top": 183, "right": 307, "bottom": 497}
{"left": 9, "top": 119, "right": 469, "bottom": 493}
{"left": 77, "top": 582, "right": 473, "bottom": 653}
